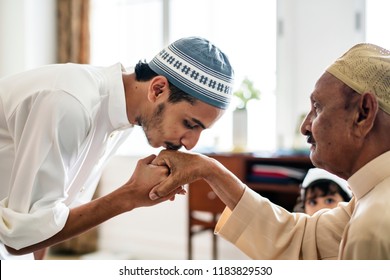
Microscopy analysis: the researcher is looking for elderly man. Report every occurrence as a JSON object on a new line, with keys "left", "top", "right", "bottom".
{"left": 150, "top": 43, "right": 390, "bottom": 259}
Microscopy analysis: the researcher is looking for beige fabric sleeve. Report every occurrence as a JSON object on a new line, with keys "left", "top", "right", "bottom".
{"left": 215, "top": 187, "right": 354, "bottom": 260}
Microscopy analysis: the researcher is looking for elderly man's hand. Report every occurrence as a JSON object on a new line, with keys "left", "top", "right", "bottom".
{"left": 149, "top": 150, "right": 245, "bottom": 211}
{"left": 119, "top": 154, "right": 184, "bottom": 209}
{"left": 149, "top": 150, "right": 207, "bottom": 200}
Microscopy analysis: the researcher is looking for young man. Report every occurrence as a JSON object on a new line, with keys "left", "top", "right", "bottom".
{"left": 150, "top": 43, "right": 390, "bottom": 259}
{"left": 0, "top": 37, "right": 234, "bottom": 259}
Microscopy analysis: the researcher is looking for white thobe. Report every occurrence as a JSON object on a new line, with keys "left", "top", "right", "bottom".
{"left": 0, "top": 63, "right": 133, "bottom": 259}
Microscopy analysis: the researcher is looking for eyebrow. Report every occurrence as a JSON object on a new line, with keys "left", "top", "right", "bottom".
{"left": 192, "top": 118, "right": 206, "bottom": 129}
{"left": 310, "top": 92, "right": 317, "bottom": 101}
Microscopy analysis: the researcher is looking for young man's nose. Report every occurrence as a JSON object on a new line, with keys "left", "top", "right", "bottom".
{"left": 181, "top": 130, "right": 201, "bottom": 150}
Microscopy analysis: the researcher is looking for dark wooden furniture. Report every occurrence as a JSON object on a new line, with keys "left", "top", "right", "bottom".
{"left": 187, "top": 153, "right": 313, "bottom": 259}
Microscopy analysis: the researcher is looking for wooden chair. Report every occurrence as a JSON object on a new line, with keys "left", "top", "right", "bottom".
{"left": 187, "top": 181, "right": 226, "bottom": 259}
{"left": 187, "top": 154, "right": 312, "bottom": 259}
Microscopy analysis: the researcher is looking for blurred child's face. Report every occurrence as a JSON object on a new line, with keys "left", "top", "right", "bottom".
{"left": 304, "top": 189, "right": 345, "bottom": 215}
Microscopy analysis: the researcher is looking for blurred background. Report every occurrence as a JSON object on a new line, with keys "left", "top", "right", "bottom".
{"left": 0, "top": 0, "right": 389, "bottom": 259}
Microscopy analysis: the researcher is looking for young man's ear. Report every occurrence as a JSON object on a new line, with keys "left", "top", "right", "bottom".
{"left": 148, "top": 76, "right": 169, "bottom": 102}
{"left": 355, "top": 92, "right": 378, "bottom": 135}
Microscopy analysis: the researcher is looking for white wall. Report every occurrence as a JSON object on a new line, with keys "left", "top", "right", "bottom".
{"left": 0, "top": 0, "right": 56, "bottom": 77}
{"left": 275, "top": 0, "right": 366, "bottom": 149}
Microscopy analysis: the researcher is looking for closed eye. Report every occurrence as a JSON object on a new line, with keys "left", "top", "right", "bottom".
{"left": 313, "top": 102, "right": 320, "bottom": 114}
{"left": 184, "top": 120, "right": 197, "bottom": 129}
{"left": 184, "top": 118, "right": 206, "bottom": 130}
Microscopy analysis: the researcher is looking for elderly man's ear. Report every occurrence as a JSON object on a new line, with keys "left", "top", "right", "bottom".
{"left": 355, "top": 92, "right": 378, "bottom": 135}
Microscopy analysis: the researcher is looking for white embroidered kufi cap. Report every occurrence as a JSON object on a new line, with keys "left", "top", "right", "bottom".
{"left": 326, "top": 43, "right": 390, "bottom": 114}
{"left": 149, "top": 37, "right": 234, "bottom": 109}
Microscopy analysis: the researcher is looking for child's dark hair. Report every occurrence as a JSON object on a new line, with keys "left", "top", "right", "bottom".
{"left": 294, "top": 178, "right": 351, "bottom": 213}
{"left": 303, "top": 179, "right": 351, "bottom": 203}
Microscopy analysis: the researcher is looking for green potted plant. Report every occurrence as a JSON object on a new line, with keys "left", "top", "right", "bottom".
{"left": 232, "top": 77, "right": 261, "bottom": 152}
{"left": 233, "top": 77, "right": 261, "bottom": 110}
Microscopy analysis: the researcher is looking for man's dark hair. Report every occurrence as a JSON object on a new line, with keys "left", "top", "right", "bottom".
{"left": 134, "top": 60, "right": 197, "bottom": 105}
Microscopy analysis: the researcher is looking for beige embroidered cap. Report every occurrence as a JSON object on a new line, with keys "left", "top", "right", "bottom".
{"left": 326, "top": 43, "right": 390, "bottom": 114}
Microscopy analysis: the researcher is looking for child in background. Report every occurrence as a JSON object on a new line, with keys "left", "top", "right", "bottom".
{"left": 295, "top": 168, "right": 352, "bottom": 215}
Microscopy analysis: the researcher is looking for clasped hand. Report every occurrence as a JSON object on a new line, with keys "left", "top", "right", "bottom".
{"left": 149, "top": 150, "right": 204, "bottom": 200}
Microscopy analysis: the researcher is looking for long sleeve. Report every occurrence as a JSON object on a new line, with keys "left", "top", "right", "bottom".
{"left": 0, "top": 63, "right": 131, "bottom": 257}
{"left": 0, "top": 90, "right": 90, "bottom": 249}
{"left": 215, "top": 187, "right": 354, "bottom": 260}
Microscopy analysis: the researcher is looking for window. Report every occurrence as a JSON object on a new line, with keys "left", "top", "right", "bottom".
{"left": 90, "top": 0, "right": 277, "bottom": 155}
{"left": 365, "top": 0, "right": 390, "bottom": 48}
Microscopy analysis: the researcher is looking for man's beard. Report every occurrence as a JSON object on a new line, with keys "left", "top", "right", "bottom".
{"left": 136, "top": 103, "right": 165, "bottom": 146}
{"left": 135, "top": 104, "right": 181, "bottom": 150}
